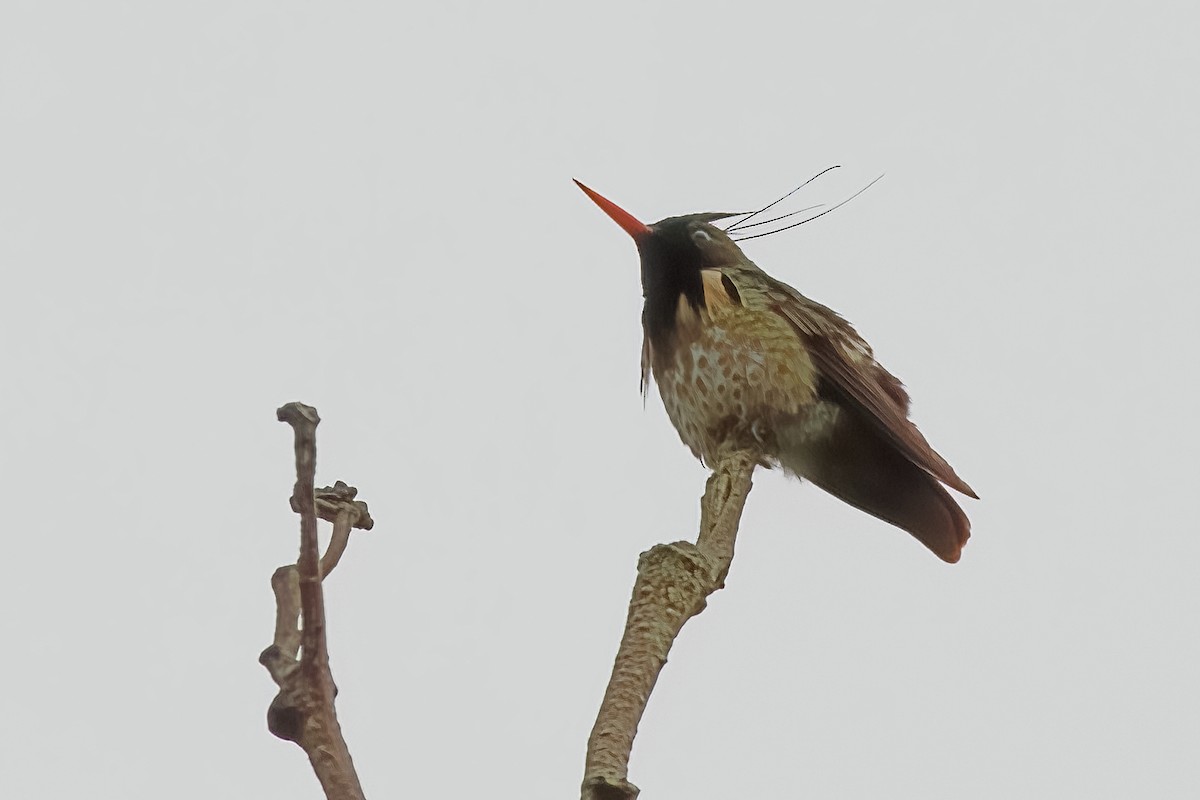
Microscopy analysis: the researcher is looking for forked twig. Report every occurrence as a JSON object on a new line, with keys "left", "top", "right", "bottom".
{"left": 260, "top": 402, "right": 374, "bottom": 800}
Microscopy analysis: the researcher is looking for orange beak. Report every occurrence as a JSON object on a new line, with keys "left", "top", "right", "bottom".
{"left": 574, "top": 179, "right": 651, "bottom": 242}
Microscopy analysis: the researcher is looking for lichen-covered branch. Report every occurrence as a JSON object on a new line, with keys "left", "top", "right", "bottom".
{"left": 260, "top": 402, "right": 374, "bottom": 800}
{"left": 582, "top": 451, "right": 757, "bottom": 800}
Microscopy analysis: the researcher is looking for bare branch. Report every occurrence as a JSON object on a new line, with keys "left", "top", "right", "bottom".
{"left": 261, "top": 402, "right": 370, "bottom": 800}
{"left": 582, "top": 451, "right": 757, "bottom": 800}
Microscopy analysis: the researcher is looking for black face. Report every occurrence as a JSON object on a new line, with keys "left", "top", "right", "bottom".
{"left": 638, "top": 213, "right": 743, "bottom": 347}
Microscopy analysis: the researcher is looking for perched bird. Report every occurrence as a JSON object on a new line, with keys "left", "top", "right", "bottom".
{"left": 575, "top": 179, "right": 977, "bottom": 563}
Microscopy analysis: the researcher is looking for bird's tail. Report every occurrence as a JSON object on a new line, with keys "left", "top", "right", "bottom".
{"left": 777, "top": 406, "right": 970, "bottom": 563}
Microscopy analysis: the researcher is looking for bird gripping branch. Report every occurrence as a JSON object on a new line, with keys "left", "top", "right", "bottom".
{"left": 575, "top": 179, "right": 977, "bottom": 562}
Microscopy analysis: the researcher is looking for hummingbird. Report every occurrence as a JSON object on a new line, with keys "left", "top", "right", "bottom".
{"left": 575, "top": 178, "right": 977, "bottom": 563}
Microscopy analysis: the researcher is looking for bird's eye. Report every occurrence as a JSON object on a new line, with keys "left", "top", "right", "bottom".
{"left": 691, "top": 229, "right": 713, "bottom": 245}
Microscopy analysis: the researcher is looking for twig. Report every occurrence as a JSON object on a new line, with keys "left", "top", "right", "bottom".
{"left": 582, "top": 450, "right": 757, "bottom": 800}
{"left": 260, "top": 402, "right": 373, "bottom": 800}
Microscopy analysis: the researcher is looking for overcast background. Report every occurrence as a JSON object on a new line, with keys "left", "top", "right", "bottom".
{"left": 2, "top": 2, "right": 1197, "bottom": 798}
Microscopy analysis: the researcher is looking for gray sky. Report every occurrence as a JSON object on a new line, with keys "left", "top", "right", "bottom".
{"left": 2, "top": 2, "right": 1197, "bottom": 798}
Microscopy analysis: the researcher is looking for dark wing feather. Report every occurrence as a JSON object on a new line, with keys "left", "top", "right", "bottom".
{"left": 767, "top": 280, "right": 978, "bottom": 499}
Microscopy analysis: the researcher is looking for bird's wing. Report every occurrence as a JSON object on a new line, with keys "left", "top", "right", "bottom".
{"left": 767, "top": 280, "right": 978, "bottom": 498}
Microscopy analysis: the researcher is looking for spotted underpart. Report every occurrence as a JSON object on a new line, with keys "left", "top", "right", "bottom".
{"left": 648, "top": 268, "right": 821, "bottom": 464}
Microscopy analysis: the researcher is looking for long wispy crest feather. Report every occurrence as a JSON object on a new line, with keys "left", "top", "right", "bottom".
{"left": 725, "top": 165, "right": 842, "bottom": 233}
{"left": 731, "top": 173, "right": 885, "bottom": 242}
{"left": 725, "top": 204, "right": 824, "bottom": 232}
